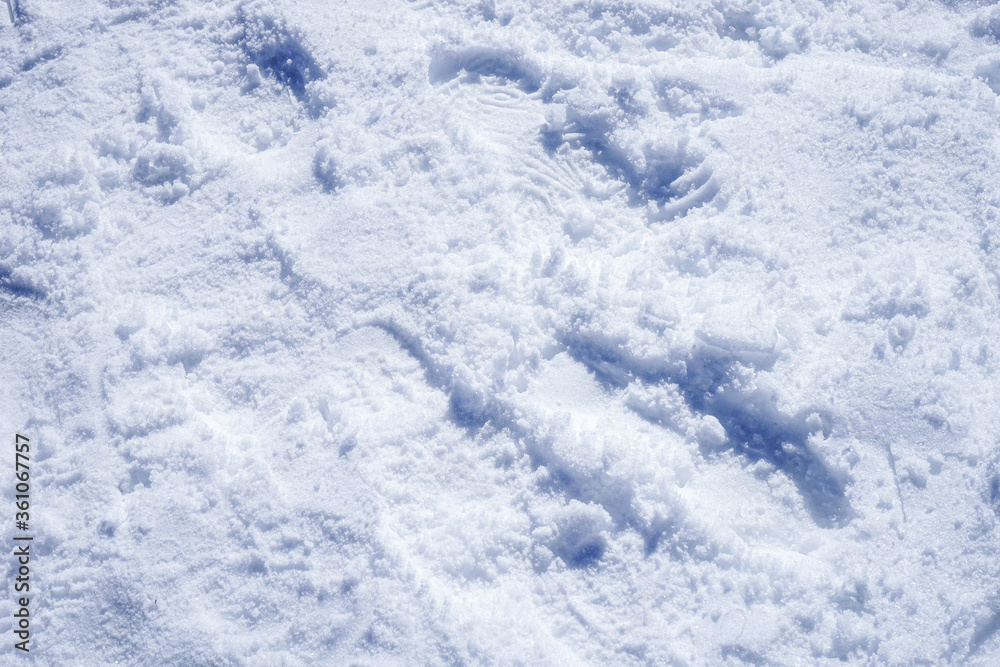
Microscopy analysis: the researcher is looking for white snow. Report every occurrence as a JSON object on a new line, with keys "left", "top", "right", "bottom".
{"left": 3, "top": 0, "right": 1000, "bottom": 663}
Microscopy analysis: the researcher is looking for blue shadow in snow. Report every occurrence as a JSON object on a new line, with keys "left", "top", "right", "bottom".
{"left": 428, "top": 47, "right": 542, "bottom": 93}
{"left": 540, "top": 111, "right": 710, "bottom": 211}
{"left": 564, "top": 334, "right": 853, "bottom": 529}
{"left": 249, "top": 39, "right": 322, "bottom": 101}
{"left": 0, "top": 266, "right": 44, "bottom": 300}
{"left": 239, "top": 10, "right": 324, "bottom": 106}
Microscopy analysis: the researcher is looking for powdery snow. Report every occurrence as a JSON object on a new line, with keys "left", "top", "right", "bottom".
{"left": 3, "top": 0, "right": 1000, "bottom": 663}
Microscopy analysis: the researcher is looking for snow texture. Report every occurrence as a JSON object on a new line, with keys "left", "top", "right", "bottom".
{"left": 3, "top": 0, "right": 1000, "bottom": 663}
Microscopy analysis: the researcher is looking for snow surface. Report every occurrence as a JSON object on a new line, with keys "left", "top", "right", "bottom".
{"left": 4, "top": 0, "right": 1000, "bottom": 663}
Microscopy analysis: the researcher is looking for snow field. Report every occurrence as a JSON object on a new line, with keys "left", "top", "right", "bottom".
{"left": 3, "top": 0, "right": 1000, "bottom": 663}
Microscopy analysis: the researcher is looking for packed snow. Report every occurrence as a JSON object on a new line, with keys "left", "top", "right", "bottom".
{"left": 4, "top": 0, "right": 1000, "bottom": 663}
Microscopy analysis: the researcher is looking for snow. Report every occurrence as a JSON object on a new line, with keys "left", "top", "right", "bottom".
{"left": 3, "top": 0, "right": 1000, "bottom": 663}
